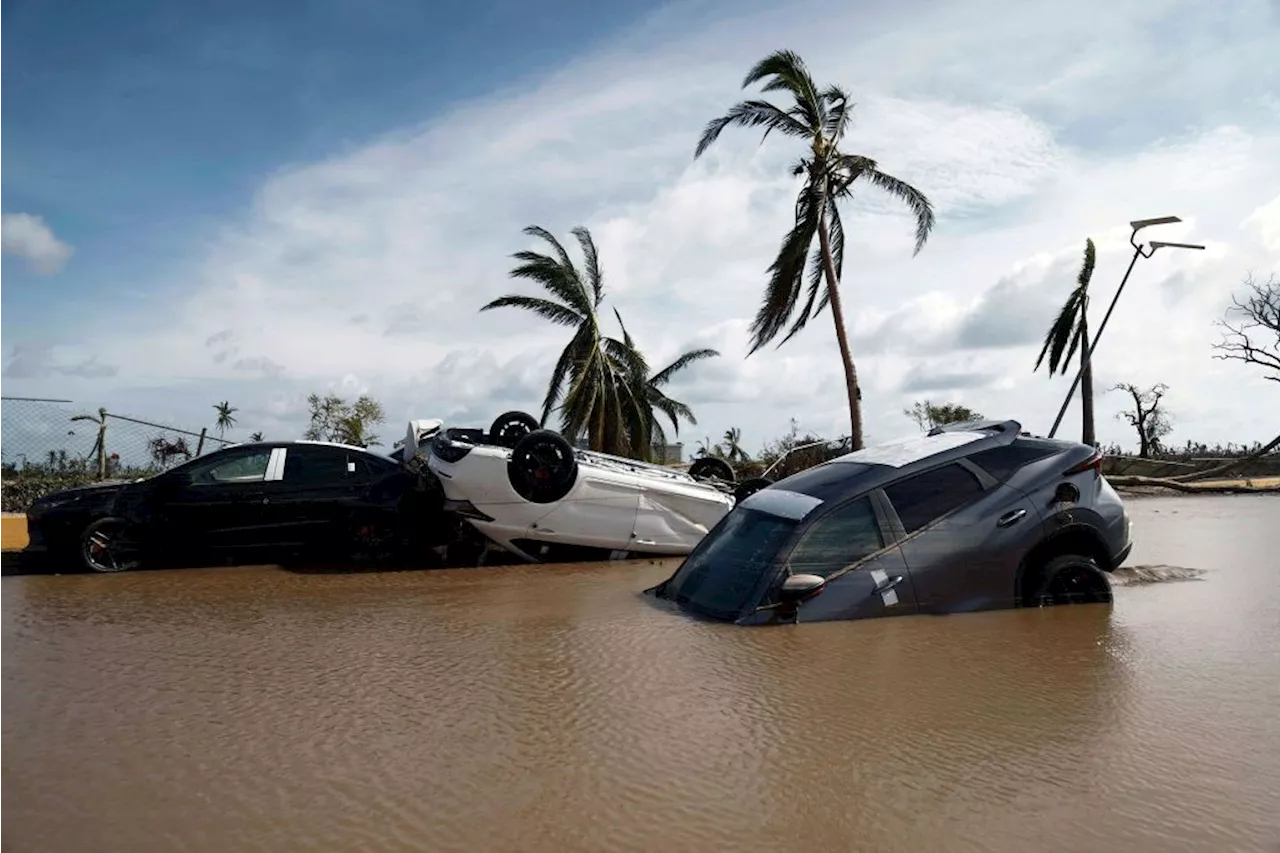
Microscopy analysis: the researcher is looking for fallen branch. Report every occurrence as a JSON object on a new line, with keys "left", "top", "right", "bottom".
{"left": 1108, "top": 475, "right": 1280, "bottom": 494}
{"left": 1166, "top": 433, "right": 1280, "bottom": 482}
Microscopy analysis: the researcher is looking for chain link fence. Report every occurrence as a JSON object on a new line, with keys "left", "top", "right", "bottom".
{"left": 1, "top": 397, "right": 235, "bottom": 512}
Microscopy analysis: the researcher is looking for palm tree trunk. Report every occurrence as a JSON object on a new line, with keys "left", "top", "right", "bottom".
{"left": 817, "top": 214, "right": 864, "bottom": 450}
{"left": 1079, "top": 318, "right": 1095, "bottom": 447}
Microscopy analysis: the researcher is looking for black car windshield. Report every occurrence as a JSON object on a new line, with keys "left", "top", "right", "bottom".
{"left": 659, "top": 506, "right": 802, "bottom": 621}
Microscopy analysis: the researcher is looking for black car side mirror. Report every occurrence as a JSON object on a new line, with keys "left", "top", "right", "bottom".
{"left": 777, "top": 573, "right": 827, "bottom": 604}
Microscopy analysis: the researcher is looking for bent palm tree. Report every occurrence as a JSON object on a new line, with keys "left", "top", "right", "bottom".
{"left": 613, "top": 309, "right": 719, "bottom": 455}
{"left": 1035, "top": 238, "right": 1097, "bottom": 446}
{"left": 213, "top": 401, "right": 238, "bottom": 440}
{"left": 481, "top": 226, "right": 650, "bottom": 456}
{"left": 694, "top": 49, "right": 935, "bottom": 449}
{"left": 720, "top": 427, "right": 749, "bottom": 463}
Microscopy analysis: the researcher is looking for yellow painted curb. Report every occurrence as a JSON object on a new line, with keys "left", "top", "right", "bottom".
{"left": 1, "top": 515, "right": 30, "bottom": 552}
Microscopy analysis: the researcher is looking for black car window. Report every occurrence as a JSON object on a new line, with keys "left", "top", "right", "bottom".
{"left": 283, "top": 447, "right": 349, "bottom": 486}
{"left": 883, "top": 463, "right": 985, "bottom": 534}
{"left": 967, "top": 440, "right": 1059, "bottom": 482}
{"left": 194, "top": 449, "right": 272, "bottom": 484}
{"left": 787, "top": 496, "right": 883, "bottom": 577}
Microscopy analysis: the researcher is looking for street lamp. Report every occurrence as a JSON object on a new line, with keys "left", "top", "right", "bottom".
{"left": 1046, "top": 216, "right": 1205, "bottom": 440}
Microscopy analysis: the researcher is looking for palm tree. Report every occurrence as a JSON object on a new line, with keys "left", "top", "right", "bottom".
{"left": 213, "top": 401, "right": 238, "bottom": 440}
{"left": 694, "top": 50, "right": 935, "bottom": 450}
{"left": 612, "top": 309, "right": 720, "bottom": 456}
{"left": 249, "top": 431, "right": 264, "bottom": 442}
{"left": 720, "top": 427, "right": 749, "bottom": 463}
{"left": 1035, "top": 238, "right": 1097, "bottom": 446}
{"left": 480, "top": 225, "right": 650, "bottom": 456}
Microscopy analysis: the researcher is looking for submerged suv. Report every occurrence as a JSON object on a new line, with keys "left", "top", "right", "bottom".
{"left": 648, "top": 420, "right": 1132, "bottom": 625}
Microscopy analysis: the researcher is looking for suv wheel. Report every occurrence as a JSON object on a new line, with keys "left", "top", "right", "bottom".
{"left": 1025, "top": 554, "right": 1113, "bottom": 607}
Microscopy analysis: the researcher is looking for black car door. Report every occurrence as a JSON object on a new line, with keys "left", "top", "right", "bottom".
{"left": 267, "top": 444, "right": 369, "bottom": 548}
{"left": 155, "top": 446, "right": 282, "bottom": 553}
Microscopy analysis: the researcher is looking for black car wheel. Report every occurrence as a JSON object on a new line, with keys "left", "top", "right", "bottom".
{"left": 509, "top": 429, "right": 578, "bottom": 504}
{"left": 489, "top": 411, "right": 541, "bottom": 449}
{"left": 1026, "top": 554, "right": 1112, "bottom": 607}
{"left": 80, "top": 517, "right": 143, "bottom": 573}
{"left": 689, "top": 456, "right": 735, "bottom": 484}
{"left": 733, "top": 476, "right": 774, "bottom": 502}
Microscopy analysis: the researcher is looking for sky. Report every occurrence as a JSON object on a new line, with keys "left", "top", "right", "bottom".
{"left": 3, "top": 0, "right": 1279, "bottom": 465}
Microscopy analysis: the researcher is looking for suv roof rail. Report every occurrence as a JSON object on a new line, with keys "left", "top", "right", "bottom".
{"left": 927, "top": 418, "right": 1022, "bottom": 437}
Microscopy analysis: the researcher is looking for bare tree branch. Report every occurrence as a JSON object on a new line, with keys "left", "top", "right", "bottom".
{"left": 1212, "top": 272, "right": 1280, "bottom": 383}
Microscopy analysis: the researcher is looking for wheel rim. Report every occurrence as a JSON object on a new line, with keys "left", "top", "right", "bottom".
{"left": 1037, "top": 564, "right": 1103, "bottom": 605}
{"left": 83, "top": 522, "right": 141, "bottom": 572}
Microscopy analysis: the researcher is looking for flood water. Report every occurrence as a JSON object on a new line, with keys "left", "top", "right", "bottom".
{"left": 4, "top": 494, "right": 1279, "bottom": 852}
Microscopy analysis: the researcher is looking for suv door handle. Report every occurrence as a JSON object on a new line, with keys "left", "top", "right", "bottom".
{"left": 874, "top": 575, "right": 904, "bottom": 594}
{"left": 997, "top": 508, "right": 1027, "bottom": 528}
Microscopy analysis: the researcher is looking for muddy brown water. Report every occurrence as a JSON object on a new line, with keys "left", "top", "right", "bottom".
{"left": 3, "top": 495, "right": 1279, "bottom": 853}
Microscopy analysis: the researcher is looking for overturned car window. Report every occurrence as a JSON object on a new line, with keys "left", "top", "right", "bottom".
{"left": 659, "top": 507, "right": 798, "bottom": 620}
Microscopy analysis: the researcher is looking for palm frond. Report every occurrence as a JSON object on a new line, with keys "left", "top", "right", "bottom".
{"left": 782, "top": 198, "right": 844, "bottom": 346}
{"left": 506, "top": 252, "right": 593, "bottom": 317}
{"left": 479, "top": 295, "right": 583, "bottom": 327}
{"left": 1034, "top": 292, "right": 1084, "bottom": 375}
{"left": 572, "top": 226, "right": 604, "bottom": 307}
{"left": 748, "top": 180, "right": 822, "bottom": 353}
{"left": 821, "top": 85, "right": 853, "bottom": 141}
{"left": 694, "top": 100, "right": 811, "bottom": 158}
{"left": 1078, "top": 238, "right": 1096, "bottom": 290}
{"left": 650, "top": 347, "right": 720, "bottom": 388}
{"left": 740, "top": 50, "right": 823, "bottom": 131}
{"left": 853, "top": 163, "right": 935, "bottom": 256}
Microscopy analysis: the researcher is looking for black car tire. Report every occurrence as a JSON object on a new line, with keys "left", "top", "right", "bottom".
{"left": 1026, "top": 553, "right": 1112, "bottom": 607}
{"left": 80, "top": 517, "right": 144, "bottom": 573}
{"left": 509, "top": 429, "right": 578, "bottom": 504}
{"left": 489, "top": 411, "right": 542, "bottom": 449}
{"left": 733, "top": 477, "right": 774, "bottom": 502}
{"left": 689, "top": 457, "right": 735, "bottom": 484}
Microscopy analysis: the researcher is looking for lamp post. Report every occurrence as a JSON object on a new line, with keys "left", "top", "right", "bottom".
{"left": 1047, "top": 217, "right": 1205, "bottom": 440}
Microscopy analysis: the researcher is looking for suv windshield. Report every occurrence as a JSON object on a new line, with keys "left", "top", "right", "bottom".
{"left": 659, "top": 507, "right": 799, "bottom": 620}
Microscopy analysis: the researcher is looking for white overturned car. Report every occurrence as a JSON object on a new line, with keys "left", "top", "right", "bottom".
{"left": 425, "top": 411, "right": 773, "bottom": 563}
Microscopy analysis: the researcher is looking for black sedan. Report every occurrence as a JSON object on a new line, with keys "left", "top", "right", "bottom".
{"left": 23, "top": 440, "right": 449, "bottom": 572}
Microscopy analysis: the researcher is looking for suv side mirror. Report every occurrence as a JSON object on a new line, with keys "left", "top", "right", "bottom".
{"left": 778, "top": 573, "right": 827, "bottom": 604}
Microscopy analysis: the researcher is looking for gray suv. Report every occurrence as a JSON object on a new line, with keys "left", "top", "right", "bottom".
{"left": 648, "top": 420, "right": 1133, "bottom": 625}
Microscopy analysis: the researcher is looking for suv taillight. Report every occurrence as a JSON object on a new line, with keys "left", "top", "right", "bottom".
{"left": 1062, "top": 450, "right": 1103, "bottom": 476}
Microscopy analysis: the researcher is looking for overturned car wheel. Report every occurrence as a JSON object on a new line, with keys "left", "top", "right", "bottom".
{"left": 80, "top": 517, "right": 144, "bottom": 573}
{"left": 689, "top": 456, "right": 735, "bottom": 484}
{"left": 489, "top": 410, "right": 541, "bottom": 449}
{"left": 509, "top": 429, "right": 579, "bottom": 504}
{"left": 733, "top": 477, "right": 774, "bottom": 503}
{"left": 1025, "top": 554, "right": 1113, "bottom": 607}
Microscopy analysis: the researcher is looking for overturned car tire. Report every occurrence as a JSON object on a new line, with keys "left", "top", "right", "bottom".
{"left": 733, "top": 477, "right": 774, "bottom": 503}
{"left": 489, "top": 410, "right": 541, "bottom": 449}
{"left": 509, "top": 429, "right": 579, "bottom": 504}
{"left": 688, "top": 456, "right": 735, "bottom": 484}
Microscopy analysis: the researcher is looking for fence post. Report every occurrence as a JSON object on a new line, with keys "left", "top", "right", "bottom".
{"left": 96, "top": 407, "right": 108, "bottom": 481}
{"left": 196, "top": 428, "right": 207, "bottom": 457}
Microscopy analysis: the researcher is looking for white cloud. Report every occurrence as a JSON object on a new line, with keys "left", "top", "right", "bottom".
{"left": 1, "top": 213, "right": 73, "bottom": 275}
{"left": 4, "top": 0, "right": 1279, "bottom": 454}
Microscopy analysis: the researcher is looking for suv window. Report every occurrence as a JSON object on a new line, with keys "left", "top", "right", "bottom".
{"left": 194, "top": 449, "right": 272, "bottom": 484}
{"left": 283, "top": 446, "right": 349, "bottom": 486}
{"left": 883, "top": 463, "right": 985, "bottom": 533}
{"left": 787, "top": 496, "right": 884, "bottom": 576}
{"left": 967, "top": 440, "right": 1059, "bottom": 482}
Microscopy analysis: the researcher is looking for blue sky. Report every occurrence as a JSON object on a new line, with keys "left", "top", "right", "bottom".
{"left": 3, "top": 0, "right": 1279, "bottom": 462}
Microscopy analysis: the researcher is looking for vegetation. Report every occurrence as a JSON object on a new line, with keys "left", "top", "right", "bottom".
{"left": 213, "top": 401, "right": 238, "bottom": 439}
{"left": 304, "top": 393, "right": 386, "bottom": 447}
{"left": 250, "top": 431, "right": 264, "bottom": 442}
{"left": 694, "top": 49, "right": 934, "bottom": 451}
{"left": 1213, "top": 272, "right": 1279, "bottom": 383}
{"left": 1035, "top": 238, "right": 1098, "bottom": 445}
{"left": 904, "top": 400, "right": 984, "bottom": 433}
{"left": 1113, "top": 382, "right": 1172, "bottom": 459}
{"left": 481, "top": 225, "right": 717, "bottom": 459}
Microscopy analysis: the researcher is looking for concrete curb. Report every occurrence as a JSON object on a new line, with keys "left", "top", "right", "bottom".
{"left": 2, "top": 514, "right": 30, "bottom": 552}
